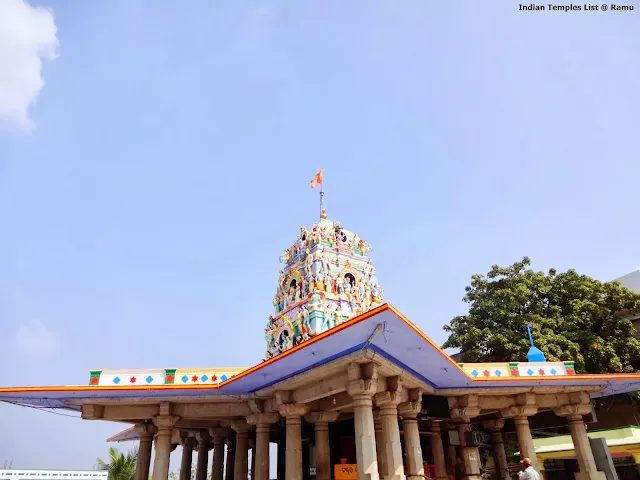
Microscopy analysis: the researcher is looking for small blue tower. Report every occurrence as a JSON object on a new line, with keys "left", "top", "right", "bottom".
{"left": 526, "top": 324, "right": 546, "bottom": 362}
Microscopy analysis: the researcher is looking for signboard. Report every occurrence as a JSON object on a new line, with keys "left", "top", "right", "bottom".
{"left": 335, "top": 464, "right": 357, "bottom": 480}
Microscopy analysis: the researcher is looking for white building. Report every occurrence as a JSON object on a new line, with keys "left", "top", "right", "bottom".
{"left": 0, "top": 471, "right": 108, "bottom": 480}
{"left": 616, "top": 269, "right": 640, "bottom": 339}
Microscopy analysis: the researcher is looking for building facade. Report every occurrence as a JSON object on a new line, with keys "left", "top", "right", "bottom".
{"left": 2, "top": 211, "right": 640, "bottom": 480}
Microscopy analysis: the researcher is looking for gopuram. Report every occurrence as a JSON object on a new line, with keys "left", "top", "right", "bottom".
{"left": 266, "top": 208, "right": 383, "bottom": 359}
{"left": 2, "top": 206, "right": 640, "bottom": 480}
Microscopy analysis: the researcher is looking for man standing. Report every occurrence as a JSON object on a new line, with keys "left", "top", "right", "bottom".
{"left": 518, "top": 458, "right": 541, "bottom": 480}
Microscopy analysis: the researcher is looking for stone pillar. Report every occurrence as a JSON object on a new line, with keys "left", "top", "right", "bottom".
{"left": 153, "top": 416, "right": 178, "bottom": 480}
{"left": 450, "top": 395, "right": 482, "bottom": 480}
{"left": 374, "top": 382, "right": 405, "bottom": 480}
{"left": 501, "top": 395, "right": 539, "bottom": 473}
{"left": 233, "top": 421, "right": 251, "bottom": 480}
{"left": 347, "top": 362, "right": 380, "bottom": 480}
{"left": 196, "top": 432, "right": 212, "bottom": 480}
{"left": 210, "top": 428, "right": 227, "bottom": 480}
{"left": 456, "top": 422, "right": 481, "bottom": 480}
{"left": 398, "top": 398, "right": 424, "bottom": 480}
{"left": 483, "top": 420, "right": 509, "bottom": 480}
{"left": 513, "top": 417, "right": 538, "bottom": 472}
{"left": 446, "top": 441, "right": 456, "bottom": 477}
{"left": 226, "top": 433, "right": 236, "bottom": 480}
{"left": 306, "top": 412, "right": 340, "bottom": 480}
{"left": 567, "top": 415, "right": 604, "bottom": 480}
{"left": 134, "top": 424, "right": 156, "bottom": 480}
{"left": 554, "top": 400, "right": 606, "bottom": 480}
{"left": 374, "top": 387, "right": 405, "bottom": 480}
{"left": 428, "top": 424, "right": 448, "bottom": 480}
{"left": 280, "top": 403, "right": 309, "bottom": 480}
{"left": 373, "top": 413, "right": 388, "bottom": 480}
{"left": 248, "top": 412, "right": 280, "bottom": 480}
{"left": 180, "top": 436, "right": 197, "bottom": 480}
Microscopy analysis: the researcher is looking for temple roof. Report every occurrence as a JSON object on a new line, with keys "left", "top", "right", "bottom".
{"left": 1, "top": 304, "right": 640, "bottom": 414}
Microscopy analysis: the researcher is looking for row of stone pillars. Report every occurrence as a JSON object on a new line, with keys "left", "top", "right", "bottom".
{"left": 347, "top": 364, "right": 447, "bottom": 480}
{"left": 130, "top": 408, "right": 603, "bottom": 480}
{"left": 482, "top": 410, "right": 604, "bottom": 480}
{"left": 131, "top": 366, "right": 446, "bottom": 480}
{"left": 448, "top": 392, "right": 605, "bottom": 480}
{"left": 132, "top": 422, "right": 242, "bottom": 480}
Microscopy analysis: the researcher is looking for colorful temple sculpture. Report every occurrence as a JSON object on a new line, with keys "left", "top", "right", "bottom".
{"left": 266, "top": 209, "right": 383, "bottom": 359}
{"left": 2, "top": 209, "right": 640, "bottom": 480}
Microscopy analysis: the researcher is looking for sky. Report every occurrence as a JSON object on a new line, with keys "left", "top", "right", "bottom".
{"left": 1, "top": 0, "right": 639, "bottom": 473}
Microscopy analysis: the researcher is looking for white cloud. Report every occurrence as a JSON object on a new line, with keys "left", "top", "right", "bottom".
{"left": 0, "top": 0, "right": 58, "bottom": 132}
{"left": 15, "top": 319, "right": 60, "bottom": 357}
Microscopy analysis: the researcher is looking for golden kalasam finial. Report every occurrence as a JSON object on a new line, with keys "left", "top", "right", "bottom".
{"left": 320, "top": 208, "right": 327, "bottom": 219}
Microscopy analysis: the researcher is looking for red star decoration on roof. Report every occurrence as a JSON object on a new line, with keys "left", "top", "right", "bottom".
{"left": 166, "top": 375, "right": 174, "bottom": 383}
{"left": 567, "top": 367, "right": 575, "bottom": 375}
{"left": 130, "top": 376, "right": 137, "bottom": 383}
{"left": 483, "top": 370, "right": 490, "bottom": 377}
{"left": 191, "top": 375, "right": 198, "bottom": 382}
{"left": 511, "top": 368, "right": 519, "bottom": 376}
{"left": 211, "top": 375, "right": 218, "bottom": 382}
{"left": 90, "top": 377, "right": 99, "bottom": 385}
{"left": 538, "top": 369, "right": 545, "bottom": 376}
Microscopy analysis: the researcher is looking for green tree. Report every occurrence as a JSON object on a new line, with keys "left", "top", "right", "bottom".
{"left": 97, "top": 447, "right": 138, "bottom": 480}
{"left": 442, "top": 257, "right": 640, "bottom": 373}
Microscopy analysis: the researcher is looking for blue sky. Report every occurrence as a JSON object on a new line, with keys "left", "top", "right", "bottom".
{"left": 1, "top": 0, "right": 639, "bottom": 472}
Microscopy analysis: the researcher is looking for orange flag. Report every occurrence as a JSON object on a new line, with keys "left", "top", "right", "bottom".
{"left": 310, "top": 168, "right": 324, "bottom": 188}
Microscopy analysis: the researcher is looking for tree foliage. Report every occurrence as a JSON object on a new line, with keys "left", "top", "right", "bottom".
{"left": 442, "top": 257, "right": 640, "bottom": 373}
{"left": 97, "top": 447, "right": 138, "bottom": 480}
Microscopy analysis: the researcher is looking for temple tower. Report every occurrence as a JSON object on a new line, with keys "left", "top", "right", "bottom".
{"left": 264, "top": 209, "right": 384, "bottom": 358}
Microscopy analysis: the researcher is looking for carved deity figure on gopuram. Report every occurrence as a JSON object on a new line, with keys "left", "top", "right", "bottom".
{"left": 265, "top": 208, "right": 384, "bottom": 359}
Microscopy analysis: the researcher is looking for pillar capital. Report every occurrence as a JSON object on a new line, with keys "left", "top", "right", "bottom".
{"left": 500, "top": 393, "right": 538, "bottom": 418}
{"left": 247, "top": 412, "right": 280, "bottom": 426}
{"left": 398, "top": 401, "right": 421, "bottom": 419}
{"left": 209, "top": 427, "right": 227, "bottom": 445}
{"left": 448, "top": 395, "right": 480, "bottom": 420}
{"left": 154, "top": 415, "right": 179, "bottom": 431}
{"left": 347, "top": 361, "right": 379, "bottom": 381}
{"left": 279, "top": 403, "right": 309, "bottom": 418}
{"left": 348, "top": 379, "right": 378, "bottom": 399}
{"left": 501, "top": 406, "right": 537, "bottom": 418}
{"left": 180, "top": 435, "right": 197, "bottom": 449}
{"left": 482, "top": 419, "right": 505, "bottom": 431}
{"left": 347, "top": 362, "right": 378, "bottom": 400}
{"left": 232, "top": 420, "right": 251, "bottom": 435}
{"left": 450, "top": 408, "right": 480, "bottom": 421}
{"left": 305, "top": 411, "right": 340, "bottom": 424}
{"left": 554, "top": 403, "right": 592, "bottom": 417}
{"left": 374, "top": 390, "right": 403, "bottom": 409}
{"left": 135, "top": 423, "right": 157, "bottom": 438}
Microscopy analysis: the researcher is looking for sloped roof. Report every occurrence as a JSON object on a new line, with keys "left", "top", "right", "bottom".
{"left": 1, "top": 304, "right": 640, "bottom": 412}
{"left": 615, "top": 270, "right": 640, "bottom": 293}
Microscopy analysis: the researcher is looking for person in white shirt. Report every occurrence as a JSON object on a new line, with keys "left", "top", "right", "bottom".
{"left": 518, "top": 458, "right": 541, "bottom": 480}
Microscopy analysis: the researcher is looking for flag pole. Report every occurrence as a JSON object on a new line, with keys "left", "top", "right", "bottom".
{"left": 319, "top": 183, "right": 324, "bottom": 219}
